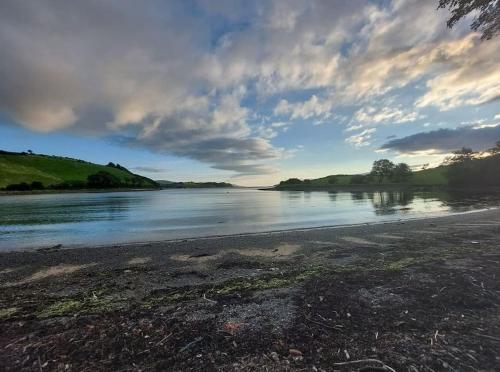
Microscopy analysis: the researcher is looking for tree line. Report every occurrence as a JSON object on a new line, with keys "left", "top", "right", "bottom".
{"left": 4, "top": 170, "right": 158, "bottom": 191}
{"left": 444, "top": 142, "right": 500, "bottom": 188}
{"left": 279, "top": 159, "right": 412, "bottom": 187}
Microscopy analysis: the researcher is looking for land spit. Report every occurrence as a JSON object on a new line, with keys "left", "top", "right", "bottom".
{"left": 1, "top": 209, "right": 500, "bottom": 371}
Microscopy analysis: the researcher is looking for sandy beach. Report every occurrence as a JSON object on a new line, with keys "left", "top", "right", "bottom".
{"left": 1, "top": 208, "right": 500, "bottom": 371}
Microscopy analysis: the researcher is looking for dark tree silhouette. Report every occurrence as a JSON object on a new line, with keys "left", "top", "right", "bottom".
{"left": 438, "top": 0, "right": 500, "bottom": 40}
{"left": 444, "top": 147, "right": 477, "bottom": 165}
{"left": 444, "top": 143, "right": 500, "bottom": 187}
{"left": 391, "top": 163, "right": 413, "bottom": 182}
{"left": 487, "top": 141, "right": 500, "bottom": 155}
{"left": 87, "top": 171, "right": 121, "bottom": 188}
{"left": 327, "top": 176, "right": 337, "bottom": 185}
{"left": 371, "top": 159, "right": 395, "bottom": 183}
{"left": 279, "top": 178, "right": 303, "bottom": 186}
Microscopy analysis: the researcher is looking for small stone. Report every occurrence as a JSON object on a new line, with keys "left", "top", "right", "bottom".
{"left": 270, "top": 352, "right": 279, "bottom": 362}
{"left": 289, "top": 348, "right": 302, "bottom": 356}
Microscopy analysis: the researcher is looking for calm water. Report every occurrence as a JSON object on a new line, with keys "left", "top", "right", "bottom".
{"left": 0, "top": 188, "right": 497, "bottom": 250}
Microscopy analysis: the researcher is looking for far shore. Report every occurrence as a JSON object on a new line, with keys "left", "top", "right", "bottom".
{"left": 0, "top": 187, "right": 160, "bottom": 196}
{"left": 1, "top": 208, "right": 500, "bottom": 370}
{"left": 262, "top": 184, "right": 500, "bottom": 193}
{"left": 0, "top": 185, "right": 243, "bottom": 196}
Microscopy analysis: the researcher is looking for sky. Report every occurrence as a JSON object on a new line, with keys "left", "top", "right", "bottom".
{"left": 0, "top": 0, "right": 499, "bottom": 186}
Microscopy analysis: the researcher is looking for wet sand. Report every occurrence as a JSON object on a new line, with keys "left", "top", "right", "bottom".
{"left": 1, "top": 208, "right": 500, "bottom": 370}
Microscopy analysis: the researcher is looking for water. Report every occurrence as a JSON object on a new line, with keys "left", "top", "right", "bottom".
{"left": 0, "top": 188, "right": 497, "bottom": 250}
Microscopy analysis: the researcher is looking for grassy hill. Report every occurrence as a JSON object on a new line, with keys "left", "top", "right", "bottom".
{"left": 274, "top": 166, "right": 449, "bottom": 190}
{"left": 0, "top": 150, "right": 158, "bottom": 190}
{"left": 156, "top": 180, "right": 233, "bottom": 188}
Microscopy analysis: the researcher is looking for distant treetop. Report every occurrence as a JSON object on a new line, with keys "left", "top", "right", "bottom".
{"left": 438, "top": 0, "right": 500, "bottom": 40}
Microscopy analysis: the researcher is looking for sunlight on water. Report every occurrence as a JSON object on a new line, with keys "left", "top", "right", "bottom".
{"left": 0, "top": 188, "right": 496, "bottom": 250}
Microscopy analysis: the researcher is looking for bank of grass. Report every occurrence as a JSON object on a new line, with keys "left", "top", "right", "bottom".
{"left": 0, "top": 151, "right": 157, "bottom": 189}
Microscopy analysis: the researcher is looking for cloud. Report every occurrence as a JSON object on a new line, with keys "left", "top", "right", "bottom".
{"left": 132, "top": 166, "right": 166, "bottom": 174}
{"left": 415, "top": 36, "right": 500, "bottom": 110}
{"left": 355, "top": 106, "right": 420, "bottom": 124}
{"left": 0, "top": 0, "right": 289, "bottom": 175}
{"left": 380, "top": 123, "right": 500, "bottom": 154}
{"left": 346, "top": 128, "right": 377, "bottom": 148}
{"left": 255, "top": 126, "right": 278, "bottom": 139}
{"left": 0, "top": 0, "right": 498, "bottom": 177}
{"left": 274, "top": 95, "right": 334, "bottom": 120}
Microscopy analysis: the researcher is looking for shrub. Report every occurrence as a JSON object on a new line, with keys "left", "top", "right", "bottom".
{"left": 350, "top": 175, "right": 371, "bottom": 185}
{"left": 87, "top": 171, "right": 122, "bottom": 188}
{"left": 279, "top": 178, "right": 303, "bottom": 186}
{"left": 327, "top": 176, "right": 337, "bottom": 185}
{"left": 30, "top": 181, "right": 44, "bottom": 190}
{"left": 6, "top": 182, "right": 31, "bottom": 191}
{"left": 50, "top": 180, "right": 87, "bottom": 190}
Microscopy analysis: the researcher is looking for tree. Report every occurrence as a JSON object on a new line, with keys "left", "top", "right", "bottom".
{"left": 438, "top": 0, "right": 500, "bottom": 40}
{"left": 327, "top": 176, "right": 337, "bottom": 185}
{"left": 487, "top": 141, "right": 500, "bottom": 155}
{"left": 6, "top": 182, "right": 31, "bottom": 191}
{"left": 87, "top": 171, "right": 121, "bottom": 188}
{"left": 279, "top": 178, "right": 303, "bottom": 186}
{"left": 444, "top": 147, "right": 477, "bottom": 165}
{"left": 30, "top": 181, "right": 44, "bottom": 190}
{"left": 371, "top": 159, "right": 395, "bottom": 183}
{"left": 391, "top": 163, "right": 412, "bottom": 182}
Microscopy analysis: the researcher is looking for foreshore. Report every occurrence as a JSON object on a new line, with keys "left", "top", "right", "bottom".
{"left": 1, "top": 209, "right": 500, "bottom": 370}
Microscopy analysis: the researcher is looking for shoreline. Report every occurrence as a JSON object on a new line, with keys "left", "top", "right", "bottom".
{"left": 0, "top": 187, "right": 160, "bottom": 196}
{"left": 9, "top": 205, "right": 494, "bottom": 253}
{"left": 1, "top": 208, "right": 500, "bottom": 370}
{"left": 263, "top": 184, "right": 500, "bottom": 193}
{"left": 0, "top": 186, "right": 238, "bottom": 196}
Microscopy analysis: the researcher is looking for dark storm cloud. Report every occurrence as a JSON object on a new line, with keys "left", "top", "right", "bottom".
{"left": 380, "top": 125, "right": 500, "bottom": 153}
{"left": 132, "top": 166, "right": 166, "bottom": 174}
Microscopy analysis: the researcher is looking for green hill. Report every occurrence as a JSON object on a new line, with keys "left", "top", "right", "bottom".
{"left": 0, "top": 150, "right": 158, "bottom": 190}
{"left": 156, "top": 180, "right": 233, "bottom": 188}
{"left": 274, "top": 166, "right": 449, "bottom": 190}
{"left": 408, "top": 166, "right": 448, "bottom": 186}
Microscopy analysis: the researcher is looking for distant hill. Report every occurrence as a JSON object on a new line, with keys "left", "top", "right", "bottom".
{"left": 274, "top": 166, "right": 449, "bottom": 190}
{"left": 156, "top": 180, "right": 233, "bottom": 188}
{"left": 0, "top": 150, "right": 159, "bottom": 190}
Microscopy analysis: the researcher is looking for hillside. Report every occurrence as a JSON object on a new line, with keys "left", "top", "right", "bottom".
{"left": 0, "top": 151, "right": 158, "bottom": 190}
{"left": 156, "top": 180, "right": 233, "bottom": 188}
{"left": 274, "top": 166, "right": 449, "bottom": 190}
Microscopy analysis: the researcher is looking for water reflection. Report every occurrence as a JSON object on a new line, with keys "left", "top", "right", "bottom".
{"left": 0, "top": 194, "right": 132, "bottom": 225}
{"left": 365, "top": 191, "right": 415, "bottom": 215}
{"left": 0, "top": 188, "right": 498, "bottom": 250}
{"left": 328, "top": 191, "right": 338, "bottom": 202}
